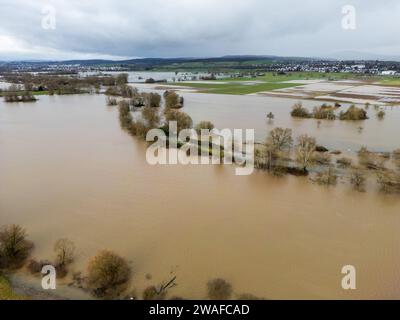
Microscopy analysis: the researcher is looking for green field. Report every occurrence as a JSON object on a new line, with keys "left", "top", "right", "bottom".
{"left": 0, "top": 90, "right": 49, "bottom": 97}
{"left": 171, "top": 81, "right": 303, "bottom": 95}
{"left": 168, "top": 71, "right": 400, "bottom": 95}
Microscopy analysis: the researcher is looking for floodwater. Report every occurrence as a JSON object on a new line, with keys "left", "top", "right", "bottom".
{"left": 80, "top": 71, "right": 226, "bottom": 83}
{"left": 138, "top": 85, "right": 400, "bottom": 153}
{"left": 1, "top": 94, "right": 400, "bottom": 300}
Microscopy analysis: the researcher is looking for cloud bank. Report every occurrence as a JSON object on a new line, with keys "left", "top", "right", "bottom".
{"left": 0, "top": 0, "right": 399, "bottom": 60}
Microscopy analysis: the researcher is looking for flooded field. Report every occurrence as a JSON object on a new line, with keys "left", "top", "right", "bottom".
{"left": 1, "top": 94, "right": 400, "bottom": 299}
{"left": 261, "top": 81, "right": 400, "bottom": 105}
{"left": 137, "top": 84, "right": 400, "bottom": 153}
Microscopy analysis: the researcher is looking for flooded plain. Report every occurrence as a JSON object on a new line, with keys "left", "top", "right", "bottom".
{"left": 1, "top": 93, "right": 400, "bottom": 299}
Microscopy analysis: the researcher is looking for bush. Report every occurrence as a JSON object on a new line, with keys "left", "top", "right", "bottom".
{"left": 336, "top": 157, "right": 352, "bottom": 168}
{"left": 195, "top": 121, "right": 215, "bottom": 133}
{"left": 376, "top": 170, "right": 400, "bottom": 194}
{"left": 106, "top": 96, "right": 117, "bottom": 106}
{"left": 118, "top": 101, "right": 133, "bottom": 131}
{"left": 315, "top": 167, "right": 337, "bottom": 186}
{"left": 164, "top": 109, "right": 193, "bottom": 133}
{"left": 141, "top": 106, "right": 161, "bottom": 129}
{"left": 291, "top": 103, "right": 311, "bottom": 118}
{"left": 313, "top": 152, "right": 331, "bottom": 165}
{"left": 339, "top": 105, "right": 368, "bottom": 120}
{"left": 144, "top": 93, "right": 161, "bottom": 108}
{"left": 53, "top": 238, "right": 75, "bottom": 278}
{"left": 358, "top": 147, "right": 385, "bottom": 170}
{"left": 164, "top": 91, "right": 182, "bottom": 109}
{"left": 86, "top": 250, "right": 131, "bottom": 299}
{"left": 0, "top": 225, "right": 33, "bottom": 270}
{"left": 350, "top": 168, "right": 366, "bottom": 192}
{"left": 312, "top": 105, "right": 336, "bottom": 120}
{"left": 376, "top": 110, "right": 386, "bottom": 120}
{"left": 207, "top": 278, "right": 232, "bottom": 300}
{"left": 26, "top": 259, "right": 51, "bottom": 275}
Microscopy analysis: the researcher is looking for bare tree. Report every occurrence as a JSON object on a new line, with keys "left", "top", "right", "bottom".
{"left": 54, "top": 238, "right": 75, "bottom": 267}
{"left": 296, "top": 134, "right": 316, "bottom": 172}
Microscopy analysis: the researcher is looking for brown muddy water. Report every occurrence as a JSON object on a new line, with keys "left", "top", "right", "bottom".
{"left": 138, "top": 84, "right": 400, "bottom": 153}
{"left": 0, "top": 94, "right": 400, "bottom": 299}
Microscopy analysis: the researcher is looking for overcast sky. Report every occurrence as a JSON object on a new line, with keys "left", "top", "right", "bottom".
{"left": 0, "top": 0, "right": 399, "bottom": 60}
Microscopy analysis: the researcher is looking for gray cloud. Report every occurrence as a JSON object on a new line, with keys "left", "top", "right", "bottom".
{"left": 0, "top": 0, "right": 399, "bottom": 60}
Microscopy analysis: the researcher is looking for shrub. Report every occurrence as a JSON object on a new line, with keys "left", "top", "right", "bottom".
{"left": 164, "top": 109, "right": 193, "bottom": 133}
{"left": 358, "top": 147, "right": 385, "bottom": 170}
{"left": 141, "top": 106, "right": 161, "bottom": 129}
{"left": 53, "top": 238, "right": 75, "bottom": 278}
{"left": 267, "top": 112, "right": 274, "bottom": 120}
{"left": 144, "top": 93, "right": 161, "bottom": 108}
{"left": 376, "top": 110, "right": 386, "bottom": 120}
{"left": 26, "top": 259, "right": 51, "bottom": 275}
{"left": 164, "top": 91, "right": 182, "bottom": 109}
{"left": 207, "top": 278, "right": 232, "bottom": 300}
{"left": 0, "top": 225, "right": 33, "bottom": 270}
{"left": 315, "top": 167, "right": 337, "bottom": 186}
{"left": 350, "top": 168, "right": 366, "bottom": 192}
{"left": 195, "top": 121, "right": 215, "bottom": 133}
{"left": 290, "top": 103, "right": 311, "bottom": 118}
{"left": 376, "top": 170, "right": 400, "bottom": 194}
{"left": 339, "top": 105, "right": 368, "bottom": 120}
{"left": 336, "top": 157, "right": 352, "bottom": 168}
{"left": 106, "top": 96, "right": 117, "bottom": 106}
{"left": 313, "top": 152, "right": 331, "bottom": 165}
{"left": 118, "top": 101, "right": 133, "bottom": 131}
{"left": 312, "top": 105, "right": 336, "bottom": 120}
{"left": 86, "top": 250, "right": 131, "bottom": 299}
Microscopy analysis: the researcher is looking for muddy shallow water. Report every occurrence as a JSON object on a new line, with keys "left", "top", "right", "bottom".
{"left": 1, "top": 94, "right": 400, "bottom": 299}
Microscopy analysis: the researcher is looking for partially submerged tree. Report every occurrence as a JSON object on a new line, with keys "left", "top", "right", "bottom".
{"left": 144, "top": 92, "right": 162, "bottom": 108}
{"left": 86, "top": 250, "right": 132, "bottom": 299}
{"left": 290, "top": 102, "right": 311, "bottom": 118}
{"left": 141, "top": 106, "right": 161, "bottom": 130}
{"left": 207, "top": 278, "right": 232, "bottom": 300}
{"left": 164, "top": 109, "right": 193, "bottom": 133}
{"left": 295, "top": 134, "right": 316, "bottom": 173}
{"left": 264, "top": 128, "right": 293, "bottom": 171}
{"left": 376, "top": 110, "right": 386, "bottom": 120}
{"left": 164, "top": 91, "right": 183, "bottom": 109}
{"left": 339, "top": 105, "right": 368, "bottom": 120}
{"left": 376, "top": 170, "right": 400, "bottom": 194}
{"left": 315, "top": 167, "right": 338, "bottom": 186}
{"left": 54, "top": 238, "right": 75, "bottom": 277}
{"left": 350, "top": 168, "right": 366, "bottom": 192}
{"left": 268, "top": 127, "right": 293, "bottom": 152}
{"left": 195, "top": 121, "right": 215, "bottom": 134}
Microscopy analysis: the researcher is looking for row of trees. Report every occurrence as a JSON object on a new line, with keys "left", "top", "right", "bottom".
{"left": 291, "top": 103, "right": 368, "bottom": 120}
{"left": 113, "top": 89, "right": 192, "bottom": 140}
{"left": 256, "top": 127, "right": 400, "bottom": 194}
{"left": 1, "top": 73, "right": 128, "bottom": 96}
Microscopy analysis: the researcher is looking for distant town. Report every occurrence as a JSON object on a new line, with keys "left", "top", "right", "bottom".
{"left": 0, "top": 56, "right": 399, "bottom": 77}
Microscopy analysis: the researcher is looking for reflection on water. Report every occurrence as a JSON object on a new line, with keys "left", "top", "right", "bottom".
{"left": 0, "top": 94, "right": 400, "bottom": 299}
